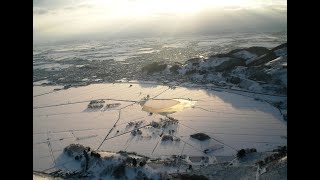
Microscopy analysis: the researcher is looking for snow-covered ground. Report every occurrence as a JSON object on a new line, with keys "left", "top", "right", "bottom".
{"left": 33, "top": 32, "right": 287, "bottom": 84}
{"left": 33, "top": 33, "right": 287, "bottom": 179}
{"left": 33, "top": 82, "right": 286, "bottom": 174}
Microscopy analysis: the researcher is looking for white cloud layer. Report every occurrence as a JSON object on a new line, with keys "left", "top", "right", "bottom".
{"left": 33, "top": 0, "right": 287, "bottom": 43}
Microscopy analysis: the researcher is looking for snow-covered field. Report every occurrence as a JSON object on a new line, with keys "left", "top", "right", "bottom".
{"left": 33, "top": 82, "right": 286, "bottom": 173}
{"left": 33, "top": 32, "right": 287, "bottom": 85}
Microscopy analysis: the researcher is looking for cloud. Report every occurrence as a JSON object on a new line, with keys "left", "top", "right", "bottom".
{"left": 33, "top": 7, "right": 49, "bottom": 15}
{"left": 63, "top": 3, "right": 93, "bottom": 11}
{"left": 33, "top": 0, "right": 76, "bottom": 8}
{"left": 33, "top": 0, "right": 287, "bottom": 43}
{"left": 265, "top": 4, "right": 287, "bottom": 14}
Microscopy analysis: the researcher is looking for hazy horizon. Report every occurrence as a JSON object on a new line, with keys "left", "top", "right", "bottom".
{"left": 33, "top": 0, "right": 287, "bottom": 44}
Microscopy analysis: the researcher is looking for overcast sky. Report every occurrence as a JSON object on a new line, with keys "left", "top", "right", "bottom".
{"left": 33, "top": 0, "right": 287, "bottom": 43}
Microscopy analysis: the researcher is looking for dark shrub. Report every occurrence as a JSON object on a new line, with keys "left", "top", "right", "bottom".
{"left": 91, "top": 151, "right": 101, "bottom": 158}
{"left": 162, "top": 135, "right": 173, "bottom": 141}
{"left": 250, "top": 148, "right": 257, "bottom": 152}
{"left": 237, "top": 149, "right": 246, "bottom": 159}
{"left": 170, "top": 65, "right": 181, "bottom": 74}
{"left": 142, "top": 62, "right": 167, "bottom": 74}
{"left": 190, "top": 133, "right": 211, "bottom": 141}
{"left": 132, "top": 158, "right": 137, "bottom": 167}
{"left": 112, "top": 164, "right": 126, "bottom": 179}
{"left": 139, "top": 160, "right": 146, "bottom": 167}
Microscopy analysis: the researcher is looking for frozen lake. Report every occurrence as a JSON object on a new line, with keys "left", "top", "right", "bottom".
{"left": 33, "top": 83, "right": 286, "bottom": 171}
